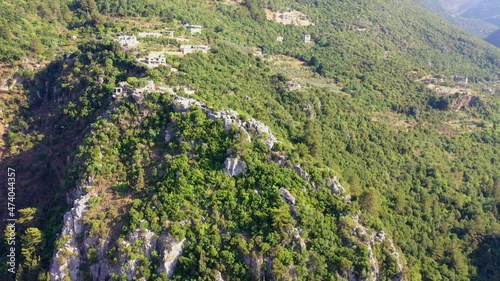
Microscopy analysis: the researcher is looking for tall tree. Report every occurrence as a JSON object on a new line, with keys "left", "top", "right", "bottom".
{"left": 19, "top": 227, "right": 42, "bottom": 280}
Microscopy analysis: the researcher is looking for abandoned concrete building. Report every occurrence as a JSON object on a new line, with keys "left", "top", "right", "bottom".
{"left": 145, "top": 55, "right": 167, "bottom": 64}
{"left": 163, "top": 30, "right": 175, "bottom": 38}
{"left": 285, "top": 80, "right": 302, "bottom": 91}
{"left": 301, "top": 34, "right": 311, "bottom": 43}
{"left": 117, "top": 35, "right": 139, "bottom": 48}
{"left": 138, "top": 32, "right": 163, "bottom": 38}
{"left": 113, "top": 82, "right": 130, "bottom": 98}
{"left": 113, "top": 87, "right": 123, "bottom": 97}
{"left": 113, "top": 81, "right": 157, "bottom": 101}
{"left": 179, "top": 45, "right": 210, "bottom": 54}
{"left": 253, "top": 47, "right": 264, "bottom": 56}
{"left": 144, "top": 80, "right": 155, "bottom": 91}
{"left": 184, "top": 24, "right": 203, "bottom": 35}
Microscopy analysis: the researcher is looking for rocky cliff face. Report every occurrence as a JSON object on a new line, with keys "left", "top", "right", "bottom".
{"left": 349, "top": 212, "right": 405, "bottom": 281}
{"left": 173, "top": 96, "right": 278, "bottom": 148}
{"left": 223, "top": 157, "right": 247, "bottom": 177}
{"left": 50, "top": 196, "right": 186, "bottom": 281}
{"left": 49, "top": 93, "right": 192, "bottom": 281}
{"left": 157, "top": 235, "right": 186, "bottom": 278}
{"left": 50, "top": 186, "right": 92, "bottom": 281}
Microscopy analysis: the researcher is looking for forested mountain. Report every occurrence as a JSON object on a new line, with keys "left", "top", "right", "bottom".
{"left": 486, "top": 29, "right": 500, "bottom": 47}
{"left": 417, "top": 0, "right": 500, "bottom": 43}
{"left": 459, "top": 0, "right": 500, "bottom": 27}
{"left": 0, "top": 0, "right": 499, "bottom": 281}
{"left": 0, "top": 0, "right": 73, "bottom": 62}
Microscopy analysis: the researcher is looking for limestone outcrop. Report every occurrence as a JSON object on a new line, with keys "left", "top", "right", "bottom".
{"left": 49, "top": 187, "right": 92, "bottom": 281}
{"left": 172, "top": 96, "right": 277, "bottom": 148}
{"left": 158, "top": 234, "right": 186, "bottom": 278}
{"left": 279, "top": 187, "right": 296, "bottom": 205}
{"left": 223, "top": 157, "right": 248, "bottom": 177}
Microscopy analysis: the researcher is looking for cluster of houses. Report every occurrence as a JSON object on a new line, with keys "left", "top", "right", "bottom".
{"left": 118, "top": 23, "right": 313, "bottom": 66}
{"left": 116, "top": 24, "right": 203, "bottom": 48}
{"left": 270, "top": 9, "right": 313, "bottom": 26}
{"left": 114, "top": 24, "right": 210, "bottom": 67}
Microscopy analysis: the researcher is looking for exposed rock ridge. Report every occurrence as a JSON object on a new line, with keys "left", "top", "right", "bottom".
{"left": 223, "top": 157, "right": 247, "bottom": 177}
{"left": 267, "top": 131, "right": 405, "bottom": 281}
{"left": 172, "top": 96, "right": 278, "bottom": 148}
{"left": 50, "top": 86, "right": 121, "bottom": 280}
{"left": 49, "top": 186, "right": 93, "bottom": 281}
{"left": 350, "top": 213, "right": 405, "bottom": 281}
{"left": 270, "top": 148, "right": 404, "bottom": 281}
{"left": 158, "top": 233, "right": 187, "bottom": 278}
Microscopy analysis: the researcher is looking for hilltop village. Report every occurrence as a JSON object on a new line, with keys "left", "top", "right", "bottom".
{"left": 106, "top": 10, "right": 317, "bottom": 101}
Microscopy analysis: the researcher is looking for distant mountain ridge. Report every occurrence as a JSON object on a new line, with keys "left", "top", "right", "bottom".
{"left": 417, "top": 0, "right": 500, "bottom": 43}
{"left": 459, "top": 0, "right": 500, "bottom": 26}
{"left": 486, "top": 29, "right": 500, "bottom": 47}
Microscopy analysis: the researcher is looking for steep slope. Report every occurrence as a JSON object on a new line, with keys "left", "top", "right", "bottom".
{"left": 0, "top": 0, "right": 499, "bottom": 281}
{"left": 0, "top": 0, "right": 72, "bottom": 62}
{"left": 46, "top": 71, "right": 405, "bottom": 280}
{"left": 486, "top": 29, "right": 500, "bottom": 47}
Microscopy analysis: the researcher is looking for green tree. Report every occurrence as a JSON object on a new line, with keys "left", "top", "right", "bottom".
{"left": 360, "top": 189, "right": 380, "bottom": 218}
{"left": 18, "top": 208, "right": 37, "bottom": 225}
{"left": 20, "top": 227, "right": 42, "bottom": 278}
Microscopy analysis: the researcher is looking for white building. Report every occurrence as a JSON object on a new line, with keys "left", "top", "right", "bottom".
{"left": 163, "top": 30, "right": 175, "bottom": 38}
{"left": 113, "top": 82, "right": 130, "bottom": 99}
{"left": 138, "top": 32, "right": 163, "bottom": 38}
{"left": 117, "top": 36, "right": 139, "bottom": 48}
{"left": 301, "top": 34, "right": 311, "bottom": 43}
{"left": 184, "top": 24, "right": 203, "bottom": 35}
{"left": 179, "top": 45, "right": 210, "bottom": 54}
{"left": 145, "top": 55, "right": 167, "bottom": 64}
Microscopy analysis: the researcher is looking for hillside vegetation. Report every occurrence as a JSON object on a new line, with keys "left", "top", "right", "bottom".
{"left": 0, "top": 0, "right": 499, "bottom": 281}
